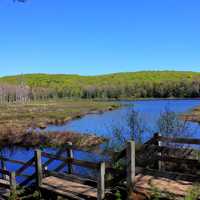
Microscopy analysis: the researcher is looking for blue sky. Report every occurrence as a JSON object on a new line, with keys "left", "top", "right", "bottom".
{"left": 0, "top": 0, "right": 200, "bottom": 76}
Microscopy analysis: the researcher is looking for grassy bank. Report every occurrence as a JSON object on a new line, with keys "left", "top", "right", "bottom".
{"left": 182, "top": 106, "right": 200, "bottom": 123}
{"left": 0, "top": 99, "right": 119, "bottom": 148}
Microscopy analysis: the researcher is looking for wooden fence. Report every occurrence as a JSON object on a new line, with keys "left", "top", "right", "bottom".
{"left": 0, "top": 133, "right": 200, "bottom": 199}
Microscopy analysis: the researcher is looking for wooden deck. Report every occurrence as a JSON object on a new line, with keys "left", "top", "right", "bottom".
{"left": 39, "top": 172, "right": 195, "bottom": 199}
{"left": 41, "top": 176, "right": 97, "bottom": 199}
{"left": 135, "top": 173, "right": 193, "bottom": 197}
{"left": 1, "top": 134, "right": 200, "bottom": 199}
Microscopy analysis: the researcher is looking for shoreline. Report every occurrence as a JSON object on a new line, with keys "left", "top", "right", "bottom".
{"left": 0, "top": 99, "right": 120, "bottom": 149}
{"left": 95, "top": 97, "right": 200, "bottom": 102}
{"left": 37, "top": 103, "right": 121, "bottom": 129}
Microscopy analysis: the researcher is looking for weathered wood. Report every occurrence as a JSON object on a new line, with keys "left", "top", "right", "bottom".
{"left": 43, "top": 148, "right": 65, "bottom": 168}
{"left": 20, "top": 173, "right": 36, "bottom": 186}
{"left": 45, "top": 171, "right": 97, "bottom": 187}
{"left": 97, "top": 162, "right": 105, "bottom": 200}
{"left": 156, "top": 146, "right": 198, "bottom": 157}
{"left": 135, "top": 166, "right": 200, "bottom": 183}
{"left": 134, "top": 173, "right": 193, "bottom": 197}
{"left": 157, "top": 135, "right": 200, "bottom": 145}
{"left": 35, "top": 149, "right": 42, "bottom": 187}
{"left": 16, "top": 157, "right": 35, "bottom": 175}
{"left": 126, "top": 140, "right": 135, "bottom": 194}
{"left": 156, "top": 155, "right": 200, "bottom": 167}
{"left": 66, "top": 142, "right": 73, "bottom": 174}
{"left": 1, "top": 161, "right": 8, "bottom": 181}
{"left": 54, "top": 161, "right": 66, "bottom": 173}
{"left": 73, "top": 159, "right": 99, "bottom": 169}
{"left": 0, "top": 157, "right": 31, "bottom": 166}
{"left": 41, "top": 176, "right": 97, "bottom": 199}
{"left": 9, "top": 172, "right": 16, "bottom": 191}
{"left": 42, "top": 152, "right": 99, "bottom": 169}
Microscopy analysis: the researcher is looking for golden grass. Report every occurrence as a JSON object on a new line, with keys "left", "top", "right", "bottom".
{"left": 0, "top": 99, "right": 119, "bottom": 148}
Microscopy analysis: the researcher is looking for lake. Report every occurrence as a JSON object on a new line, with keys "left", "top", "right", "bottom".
{"left": 45, "top": 99, "right": 200, "bottom": 140}
{"left": 3, "top": 99, "right": 200, "bottom": 182}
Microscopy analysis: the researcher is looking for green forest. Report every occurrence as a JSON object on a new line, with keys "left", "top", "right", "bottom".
{"left": 0, "top": 71, "right": 200, "bottom": 102}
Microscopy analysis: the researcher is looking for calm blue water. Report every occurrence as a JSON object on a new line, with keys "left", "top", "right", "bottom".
{"left": 45, "top": 99, "right": 200, "bottom": 140}
{"left": 3, "top": 99, "right": 200, "bottom": 182}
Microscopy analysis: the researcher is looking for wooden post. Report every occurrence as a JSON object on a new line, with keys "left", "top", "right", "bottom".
{"left": 97, "top": 162, "right": 105, "bottom": 200}
{"left": 66, "top": 142, "right": 73, "bottom": 174}
{"left": 1, "top": 160, "right": 8, "bottom": 180}
{"left": 0, "top": 151, "right": 8, "bottom": 180}
{"left": 126, "top": 140, "right": 135, "bottom": 197}
{"left": 154, "top": 133, "right": 162, "bottom": 171}
{"left": 35, "top": 149, "right": 42, "bottom": 187}
{"left": 10, "top": 171, "right": 16, "bottom": 191}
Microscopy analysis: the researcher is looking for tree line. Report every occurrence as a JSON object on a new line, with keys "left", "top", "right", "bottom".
{"left": 0, "top": 78, "right": 200, "bottom": 103}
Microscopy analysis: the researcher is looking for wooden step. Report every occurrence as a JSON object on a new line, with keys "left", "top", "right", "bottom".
{"left": 135, "top": 173, "right": 194, "bottom": 197}
{"left": 41, "top": 176, "right": 98, "bottom": 199}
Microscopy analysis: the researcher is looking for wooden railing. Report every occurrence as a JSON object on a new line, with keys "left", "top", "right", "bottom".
{"left": 3, "top": 133, "right": 200, "bottom": 199}
{"left": 0, "top": 169, "right": 16, "bottom": 191}
{"left": 35, "top": 147, "right": 106, "bottom": 200}
{"left": 140, "top": 133, "right": 200, "bottom": 173}
{"left": 0, "top": 155, "right": 35, "bottom": 188}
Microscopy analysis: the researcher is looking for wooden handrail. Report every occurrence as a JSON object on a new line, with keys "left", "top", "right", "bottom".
{"left": 0, "top": 157, "right": 30, "bottom": 166}
{"left": 41, "top": 151, "right": 99, "bottom": 169}
{"left": 43, "top": 148, "right": 65, "bottom": 167}
{"left": 153, "top": 133, "right": 200, "bottom": 145}
{"left": 16, "top": 157, "right": 35, "bottom": 175}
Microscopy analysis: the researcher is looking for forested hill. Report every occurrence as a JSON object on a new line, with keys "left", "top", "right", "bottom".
{"left": 0, "top": 71, "right": 200, "bottom": 101}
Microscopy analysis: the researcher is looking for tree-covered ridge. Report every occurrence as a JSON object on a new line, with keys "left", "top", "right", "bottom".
{"left": 0, "top": 71, "right": 200, "bottom": 102}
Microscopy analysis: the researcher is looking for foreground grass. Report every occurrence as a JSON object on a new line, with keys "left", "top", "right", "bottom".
{"left": 0, "top": 99, "right": 119, "bottom": 148}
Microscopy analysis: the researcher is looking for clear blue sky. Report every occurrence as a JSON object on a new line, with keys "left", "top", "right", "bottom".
{"left": 0, "top": 0, "right": 200, "bottom": 76}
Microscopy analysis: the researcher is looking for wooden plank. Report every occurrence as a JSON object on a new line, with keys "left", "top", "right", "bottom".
{"left": 135, "top": 167, "right": 200, "bottom": 182}
{"left": 157, "top": 146, "right": 199, "bottom": 159}
{"left": 72, "top": 159, "right": 99, "bottom": 169}
{"left": 134, "top": 173, "right": 193, "bottom": 197}
{"left": 43, "top": 148, "right": 65, "bottom": 167}
{"left": 16, "top": 157, "right": 35, "bottom": 175}
{"left": 0, "top": 179, "right": 10, "bottom": 188}
{"left": 54, "top": 162, "right": 66, "bottom": 173}
{"left": 20, "top": 173, "right": 36, "bottom": 186}
{"left": 0, "top": 159, "right": 8, "bottom": 181}
{"left": 97, "top": 162, "right": 105, "bottom": 200}
{"left": 157, "top": 136, "right": 200, "bottom": 145}
{"left": 42, "top": 152, "right": 99, "bottom": 169}
{"left": 66, "top": 142, "right": 73, "bottom": 174}
{"left": 126, "top": 141, "right": 135, "bottom": 194}
{"left": 41, "top": 176, "right": 98, "bottom": 199}
{"left": 0, "top": 157, "right": 30, "bottom": 166}
{"left": 45, "top": 171, "right": 97, "bottom": 187}
{"left": 35, "top": 150, "right": 42, "bottom": 187}
{"left": 156, "top": 155, "right": 200, "bottom": 167}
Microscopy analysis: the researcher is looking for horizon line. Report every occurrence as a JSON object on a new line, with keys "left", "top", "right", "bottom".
{"left": 0, "top": 69, "right": 199, "bottom": 78}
